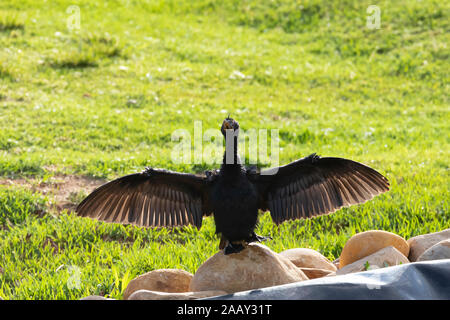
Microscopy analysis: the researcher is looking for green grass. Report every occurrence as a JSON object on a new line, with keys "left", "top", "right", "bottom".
{"left": 0, "top": 0, "right": 449, "bottom": 299}
{"left": 0, "top": 11, "right": 24, "bottom": 33}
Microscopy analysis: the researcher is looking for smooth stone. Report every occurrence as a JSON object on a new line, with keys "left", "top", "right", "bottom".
{"left": 127, "top": 289, "right": 227, "bottom": 300}
{"left": 299, "top": 267, "right": 335, "bottom": 279}
{"left": 279, "top": 248, "right": 337, "bottom": 271}
{"left": 332, "top": 258, "right": 340, "bottom": 269}
{"left": 337, "top": 246, "right": 409, "bottom": 275}
{"left": 123, "top": 269, "right": 193, "bottom": 300}
{"left": 339, "top": 230, "right": 409, "bottom": 268}
{"left": 407, "top": 228, "right": 450, "bottom": 262}
{"left": 417, "top": 239, "right": 450, "bottom": 261}
{"left": 190, "top": 243, "right": 308, "bottom": 293}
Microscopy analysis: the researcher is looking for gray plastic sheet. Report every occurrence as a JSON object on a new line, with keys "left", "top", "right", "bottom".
{"left": 205, "top": 259, "right": 450, "bottom": 300}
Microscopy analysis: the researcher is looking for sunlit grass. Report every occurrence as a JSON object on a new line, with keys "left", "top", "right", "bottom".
{"left": 0, "top": 0, "right": 448, "bottom": 299}
{"left": 0, "top": 11, "right": 24, "bottom": 32}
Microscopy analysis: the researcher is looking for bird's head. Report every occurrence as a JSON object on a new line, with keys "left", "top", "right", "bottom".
{"left": 221, "top": 116, "right": 240, "bottom": 137}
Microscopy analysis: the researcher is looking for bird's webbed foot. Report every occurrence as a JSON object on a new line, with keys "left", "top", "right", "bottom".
{"left": 223, "top": 242, "right": 246, "bottom": 255}
{"left": 222, "top": 233, "right": 272, "bottom": 255}
{"left": 247, "top": 232, "right": 272, "bottom": 244}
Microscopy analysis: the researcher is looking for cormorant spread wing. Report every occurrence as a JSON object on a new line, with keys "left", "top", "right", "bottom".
{"left": 252, "top": 154, "right": 389, "bottom": 224}
{"left": 76, "top": 117, "right": 390, "bottom": 254}
{"left": 76, "top": 168, "right": 213, "bottom": 229}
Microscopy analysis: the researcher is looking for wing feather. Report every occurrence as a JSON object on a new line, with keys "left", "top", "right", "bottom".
{"left": 76, "top": 168, "right": 211, "bottom": 229}
{"left": 253, "top": 154, "right": 389, "bottom": 224}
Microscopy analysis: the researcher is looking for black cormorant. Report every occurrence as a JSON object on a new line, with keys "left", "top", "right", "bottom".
{"left": 76, "top": 117, "right": 389, "bottom": 254}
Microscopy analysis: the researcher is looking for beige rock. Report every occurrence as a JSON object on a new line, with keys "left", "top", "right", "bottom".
{"left": 279, "top": 248, "right": 337, "bottom": 271}
{"left": 332, "top": 258, "right": 340, "bottom": 269}
{"left": 127, "top": 289, "right": 227, "bottom": 300}
{"left": 123, "top": 269, "right": 193, "bottom": 300}
{"left": 407, "top": 228, "right": 450, "bottom": 262}
{"left": 337, "top": 246, "right": 409, "bottom": 275}
{"left": 417, "top": 239, "right": 450, "bottom": 261}
{"left": 80, "top": 295, "right": 114, "bottom": 300}
{"left": 190, "top": 243, "right": 308, "bottom": 293}
{"left": 339, "top": 230, "right": 409, "bottom": 268}
{"left": 299, "top": 267, "right": 335, "bottom": 279}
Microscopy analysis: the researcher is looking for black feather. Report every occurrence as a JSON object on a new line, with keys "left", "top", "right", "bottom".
{"left": 75, "top": 119, "right": 389, "bottom": 253}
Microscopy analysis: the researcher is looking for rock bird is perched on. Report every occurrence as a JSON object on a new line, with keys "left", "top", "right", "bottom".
{"left": 76, "top": 117, "right": 389, "bottom": 254}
